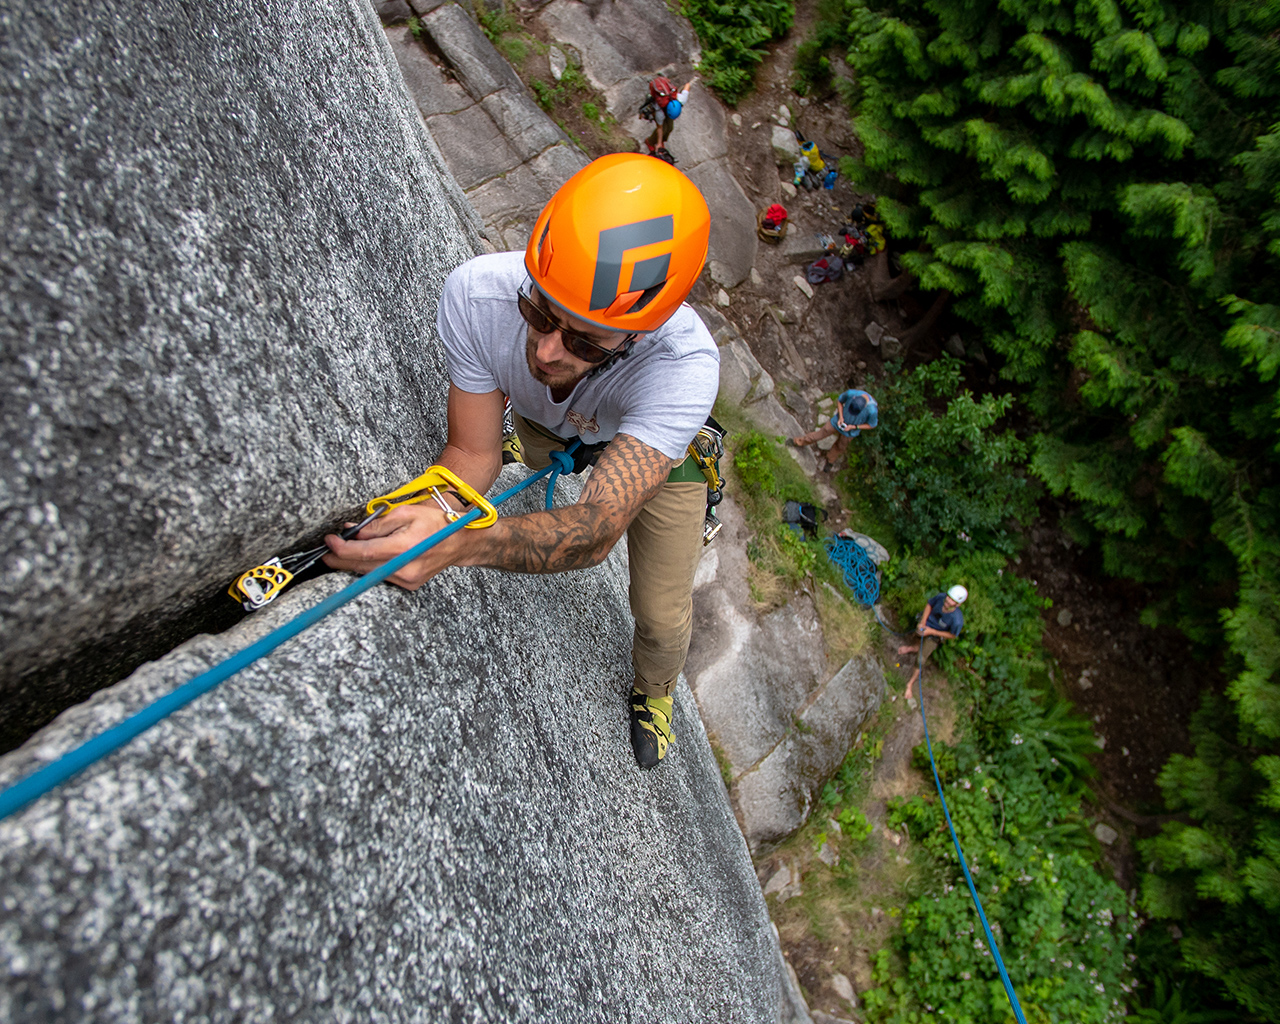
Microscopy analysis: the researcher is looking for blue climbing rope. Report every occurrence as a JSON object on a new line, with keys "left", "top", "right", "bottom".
{"left": 823, "top": 534, "right": 881, "bottom": 606}
{"left": 544, "top": 447, "right": 576, "bottom": 509}
{"left": 914, "top": 638, "right": 1027, "bottom": 1024}
{"left": 0, "top": 458, "right": 573, "bottom": 822}
{"left": 873, "top": 603, "right": 1029, "bottom": 1024}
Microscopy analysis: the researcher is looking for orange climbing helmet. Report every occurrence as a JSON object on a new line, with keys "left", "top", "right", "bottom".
{"left": 524, "top": 153, "right": 710, "bottom": 333}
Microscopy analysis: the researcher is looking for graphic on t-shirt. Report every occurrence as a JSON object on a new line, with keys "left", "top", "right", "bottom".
{"left": 567, "top": 409, "right": 601, "bottom": 434}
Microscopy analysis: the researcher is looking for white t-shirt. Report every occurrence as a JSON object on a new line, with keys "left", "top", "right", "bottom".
{"left": 437, "top": 251, "right": 720, "bottom": 460}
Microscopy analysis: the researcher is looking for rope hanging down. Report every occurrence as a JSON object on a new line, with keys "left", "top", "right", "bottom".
{"left": 824, "top": 534, "right": 1026, "bottom": 1021}
{"left": 0, "top": 451, "right": 577, "bottom": 823}
{"left": 883, "top": 611, "right": 1029, "bottom": 1024}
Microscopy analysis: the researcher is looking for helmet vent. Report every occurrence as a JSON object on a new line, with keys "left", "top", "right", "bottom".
{"left": 627, "top": 281, "right": 666, "bottom": 314}
{"left": 537, "top": 222, "right": 553, "bottom": 276}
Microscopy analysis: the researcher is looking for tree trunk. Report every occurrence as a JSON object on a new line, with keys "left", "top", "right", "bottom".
{"left": 898, "top": 290, "right": 952, "bottom": 354}
{"left": 869, "top": 250, "right": 917, "bottom": 302}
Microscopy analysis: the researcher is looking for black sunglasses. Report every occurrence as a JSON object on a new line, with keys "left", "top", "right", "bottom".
{"left": 516, "top": 287, "right": 626, "bottom": 365}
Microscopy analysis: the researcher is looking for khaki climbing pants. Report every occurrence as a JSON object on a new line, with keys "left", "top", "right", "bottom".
{"left": 645, "top": 115, "right": 676, "bottom": 152}
{"left": 514, "top": 414, "right": 707, "bottom": 698}
{"left": 794, "top": 421, "right": 851, "bottom": 467}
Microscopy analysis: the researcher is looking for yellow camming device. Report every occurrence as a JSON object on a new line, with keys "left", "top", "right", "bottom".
{"left": 229, "top": 465, "right": 497, "bottom": 611}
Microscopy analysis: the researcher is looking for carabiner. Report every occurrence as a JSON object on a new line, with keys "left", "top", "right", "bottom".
{"left": 366, "top": 465, "right": 497, "bottom": 528}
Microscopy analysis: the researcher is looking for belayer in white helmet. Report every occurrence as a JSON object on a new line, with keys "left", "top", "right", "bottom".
{"left": 899, "top": 585, "right": 968, "bottom": 703}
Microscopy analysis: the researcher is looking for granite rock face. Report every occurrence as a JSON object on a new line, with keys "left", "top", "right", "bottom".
{"left": 0, "top": 1, "right": 788, "bottom": 1019}
{"left": 385, "top": 9, "right": 587, "bottom": 250}
{"left": 0, "top": 0, "right": 487, "bottom": 743}
{"left": 0, "top": 490, "right": 783, "bottom": 1021}
{"left": 687, "top": 496, "right": 885, "bottom": 852}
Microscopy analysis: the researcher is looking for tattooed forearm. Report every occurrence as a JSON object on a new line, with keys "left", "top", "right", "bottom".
{"left": 463, "top": 433, "right": 675, "bottom": 574}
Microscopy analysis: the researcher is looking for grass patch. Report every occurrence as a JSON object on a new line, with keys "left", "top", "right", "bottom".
{"left": 495, "top": 34, "right": 527, "bottom": 65}
{"left": 815, "top": 581, "right": 873, "bottom": 669}
{"left": 709, "top": 738, "right": 735, "bottom": 787}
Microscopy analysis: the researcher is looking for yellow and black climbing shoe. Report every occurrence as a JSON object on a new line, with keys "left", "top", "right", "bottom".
{"left": 629, "top": 687, "right": 674, "bottom": 770}
{"left": 502, "top": 433, "right": 523, "bottom": 465}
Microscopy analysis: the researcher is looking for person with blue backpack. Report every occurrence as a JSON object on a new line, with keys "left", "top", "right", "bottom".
{"left": 788, "top": 388, "right": 878, "bottom": 472}
{"left": 640, "top": 76, "right": 695, "bottom": 161}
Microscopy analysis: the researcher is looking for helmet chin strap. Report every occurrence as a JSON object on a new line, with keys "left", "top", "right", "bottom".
{"left": 588, "top": 334, "right": 639, "bottom": 377}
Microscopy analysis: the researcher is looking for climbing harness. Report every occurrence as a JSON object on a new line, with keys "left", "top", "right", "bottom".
{"left": 0, "top": 453, "right": 578, "bottom": 823}
{"left": 823, "top": 533, "right": 881, "bottom": 606}
{"left": 686, "top": 418, "right": 726, "bottom": 545}
{"left": 229, "top": 466, "right": 497, "bottom": 612}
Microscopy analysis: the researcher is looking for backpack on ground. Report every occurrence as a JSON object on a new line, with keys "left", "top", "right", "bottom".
{"left": 799, "top": 141, "right": 824, "bottom": 173}
{"left": 757, "top": 203, "right": 789, "bottom": 244}
{"left": 782, "top": 500, "right": 828, "bottom": 537}
{"left": 806, "top": 256, "right": 844, "bottom": 285}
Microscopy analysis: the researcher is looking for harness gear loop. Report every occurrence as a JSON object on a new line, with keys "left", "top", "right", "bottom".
{"left": 366, "top": 464, "right": 497, "bottom": 527}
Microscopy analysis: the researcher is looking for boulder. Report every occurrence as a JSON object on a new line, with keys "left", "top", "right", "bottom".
{"left": 687, "top": 159, "right": 758, "bottom": 288}
{"left": 1, "top": 0, "right": 485, "bottom": 746}
{"left": 538, "top": 0, "right": 700, "bottom": 117}
{"left": 734, "top": 654, "right": 885, "bottom": 849}
{"left": 772, "top": 125, "right": 801, "bottom": 165}
{"left": 718, "top": 338, "right": 776, "bottom": 407}
{"left": 0, "top": 1, "right": 791, "bottom": 1019}
{"left": 375, "top": 0, "right": 414, "bottom": 22}
{"left": 422, "top": 1, "right": 527, "bottom": 100}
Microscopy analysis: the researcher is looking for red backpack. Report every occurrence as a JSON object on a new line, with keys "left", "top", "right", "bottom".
{"left": 648, "top": 77, "right": 677, "bottom": 107}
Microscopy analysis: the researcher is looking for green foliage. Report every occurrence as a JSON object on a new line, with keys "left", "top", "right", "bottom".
{"left": 856, "top": 358, "right": 1034, "bottom": 552}
{"left": 496, "top": 34, "right": 527, "bottom": 65}
{"left": 732, "top": 429, "right": 780, "bottom": 496}
{"left": 864, "top": 550, "right": 1128, "bottom": 1022}
{"left": 723, "top": 424, "right": 825, "bottom": 596}
{"left": 791, "top": 0, "right": 852, "bottom": 95}
{"left": 1138, "top": 693, "right": 1280, "bottom": 1019}
{"left": 473, "top": 0, "right": 518, "bottom": 41}
{"left": 581, "top": 101, "right": 600, "bottom": 123}
{"left": 529, "top": 58, "right": 589, "bottom": 113}
{"left": 680, "top": 0, "right": 794, "bottom": 104}
{"left": 836, "top": 0, "right": 1280, "bottom": 1012}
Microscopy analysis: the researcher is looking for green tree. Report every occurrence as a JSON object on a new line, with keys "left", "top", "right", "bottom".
{"left": 857, "top": 358, "right": 1035, "bottom": 551}
{"left": 834, "top": 0, "right": 1280, "bottom": 1016}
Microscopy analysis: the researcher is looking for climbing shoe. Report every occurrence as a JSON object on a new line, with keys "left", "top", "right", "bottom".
{"left": 629, "top": 687, "right": 674, "bottom": 770}
{"left": 502, "top": 433, "right": 523, "bottom": 465}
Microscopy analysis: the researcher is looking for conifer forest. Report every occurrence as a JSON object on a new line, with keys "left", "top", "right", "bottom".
{"left": 729, "top": 0, "right": 1280, "bottom": 1018}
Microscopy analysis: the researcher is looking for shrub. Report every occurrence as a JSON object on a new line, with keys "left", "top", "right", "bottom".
{"left": 856, "top": 357, "right": 1035, "bottom": 553}
{"left": 680, "top": 0, "right": 794, "bottom": 105}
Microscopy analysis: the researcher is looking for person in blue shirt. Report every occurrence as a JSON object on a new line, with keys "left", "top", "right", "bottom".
{"left": 789, "top": 388, "right": 878, "bottom": 472}
{"left": 900, "top": 585, "right": 967, "bottom": 703}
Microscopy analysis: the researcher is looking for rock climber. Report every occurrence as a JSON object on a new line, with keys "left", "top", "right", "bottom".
{"left": 642, "top": 76, "right": 695, "bottom": 160}
{"left": 323, "top": 153, "right": 718, "bottom": 771}
{"left": 789, "top": 388, "right": 878, "bottom": 472}
{"left": 901, "top": 585, "right": 967, "bottom": 704}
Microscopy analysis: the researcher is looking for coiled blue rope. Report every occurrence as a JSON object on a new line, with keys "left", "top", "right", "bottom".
{"left": 823, "top": 534, "right": 881, "bottom": 605}
{"left": 0, "top": 459, "right": 570, "bottom": 822}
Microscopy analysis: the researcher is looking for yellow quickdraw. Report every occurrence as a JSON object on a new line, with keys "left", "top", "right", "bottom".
{"left": 365, "top": 464, "right": 497, "bottom": 527}
{"left": 687, "top": 424, "right": 726, "bottom": 503}
{"left": 229, "top": 466, "right": 498, "bottom": 612}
